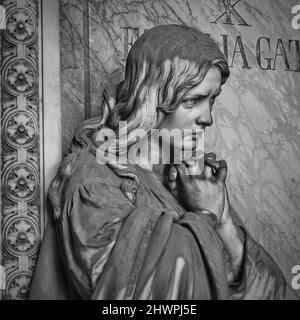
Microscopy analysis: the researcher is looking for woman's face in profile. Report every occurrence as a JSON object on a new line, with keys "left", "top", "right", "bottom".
{"left": 158, "top": 66, "right": 223, "bottom": 151}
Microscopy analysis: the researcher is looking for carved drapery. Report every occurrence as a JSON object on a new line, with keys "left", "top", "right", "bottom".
{"left": 0, "top": 0, "right": 41, "bottom": 300}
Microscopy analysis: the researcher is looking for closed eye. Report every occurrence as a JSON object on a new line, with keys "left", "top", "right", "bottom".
{"left": 183, "top": 94, "right": 208, "bottom": 102}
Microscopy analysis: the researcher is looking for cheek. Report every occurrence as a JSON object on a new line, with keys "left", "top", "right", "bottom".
{"left": 159, "top": 105, "right": 197, "bottom": 130}
{"left": 160, "top": 113, "right": 181, "bottom": 130}
{"left": 167, "top": 109, "right": 195, "bottom": 129}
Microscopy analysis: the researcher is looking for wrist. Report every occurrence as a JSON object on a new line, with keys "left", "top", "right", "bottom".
{"left": 217, "top": 217, "right": 244, "bottom": 259}
{"left": 194, "top": 208, "right": 219, "bottom": 229}
{"left": 217, "top": 214, "right": 235, "bottom": 235}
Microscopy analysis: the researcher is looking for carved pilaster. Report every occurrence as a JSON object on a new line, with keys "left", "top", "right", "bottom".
{"left": 0, "top": 0, "right": 41, "bottom": 300}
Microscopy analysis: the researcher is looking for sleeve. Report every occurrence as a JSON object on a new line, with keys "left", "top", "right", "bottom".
{"left": 55, "top": 179, "right": 134, "bottom": 299}
{"left": 228, "top": 207, "right": 287, "bottom": 300}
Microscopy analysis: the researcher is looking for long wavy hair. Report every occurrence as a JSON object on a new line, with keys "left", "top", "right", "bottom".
{"left": 50, "top": 25, "right": 230, "bottom": 211}
{"left": 102, "top": 25, "right": 229, "bottom": 159}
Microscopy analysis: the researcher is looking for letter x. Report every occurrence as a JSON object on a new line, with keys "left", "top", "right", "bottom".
{"left": 212, "top": 0, "right": 251, "bottom": 26}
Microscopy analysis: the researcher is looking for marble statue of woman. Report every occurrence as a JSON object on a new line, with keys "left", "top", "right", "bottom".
{"left": 30, "top": 25, "right": 289, "bottom": 300}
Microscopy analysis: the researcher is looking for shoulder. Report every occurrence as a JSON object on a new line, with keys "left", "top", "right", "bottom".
{"left": 63, "top": 150, "right": 125, "bottom": 199}
{"left": 49, "top": 149, "right": 132, "bottom": 217}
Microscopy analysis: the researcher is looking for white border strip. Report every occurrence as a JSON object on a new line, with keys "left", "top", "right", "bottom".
{"left": 40, "top": 0, "right": 62, "bottom": 232}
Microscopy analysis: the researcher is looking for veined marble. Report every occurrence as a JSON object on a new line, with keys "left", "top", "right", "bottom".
{"left": 60, "top": 0, "right": 300, "bottom": 296}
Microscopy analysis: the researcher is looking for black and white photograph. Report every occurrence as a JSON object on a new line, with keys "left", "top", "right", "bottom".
{"left": 0, "top": 0, "right": 299, "bottom": 306}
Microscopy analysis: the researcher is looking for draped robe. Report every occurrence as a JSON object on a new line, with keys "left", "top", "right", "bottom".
{"left": 29, "top": 144, "right": 291, "bottom": 300}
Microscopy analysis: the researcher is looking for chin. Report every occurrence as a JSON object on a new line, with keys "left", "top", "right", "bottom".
{"left": 184, "top": 138, "right": 198, "bottom": 150}
{"left": 183, "top": 144, "right": 195, "bottom": 151}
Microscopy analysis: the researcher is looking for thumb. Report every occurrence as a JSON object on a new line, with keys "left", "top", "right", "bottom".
{"left": 205, "top": 159, "right": 228, "bottom": 182}
{"left": 175, "top": 163, "right": 190, "bottom": 183}
{"left": 168, "top": 165, "right": 177, "bottom": 182}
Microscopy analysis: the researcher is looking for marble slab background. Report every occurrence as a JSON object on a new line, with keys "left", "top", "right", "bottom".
{"left": 60, "top": 0, "right": 300, "bottom": 296}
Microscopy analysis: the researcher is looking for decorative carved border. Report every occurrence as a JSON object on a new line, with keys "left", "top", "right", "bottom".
{"left": 0, "top": 0, "right": 41, "bottom": 300}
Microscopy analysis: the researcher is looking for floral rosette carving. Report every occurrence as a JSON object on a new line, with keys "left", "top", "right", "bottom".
{"left": 7, "top": 274, "right": 31, "bottom": 300}
{"left": 6, "top": 218, "right": 38, "bottom": 253}
{"left": 1, "top": 0, "right": 40, "bottom": 301}
{"left": 5, "top": 165, "right": 37, "bottom": 200}
{"left": 6, "top": 9, "right": 35, "bottom": 42}
{"left": 5, "top": 111, "right": 37, "bottom": 147}
{"left": 6, "top": 60, "right": 36, "bottom": 94}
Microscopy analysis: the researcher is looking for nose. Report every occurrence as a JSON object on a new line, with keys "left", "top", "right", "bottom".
{"left": 196, "top": 105, "right": 213, "bottom": 127}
